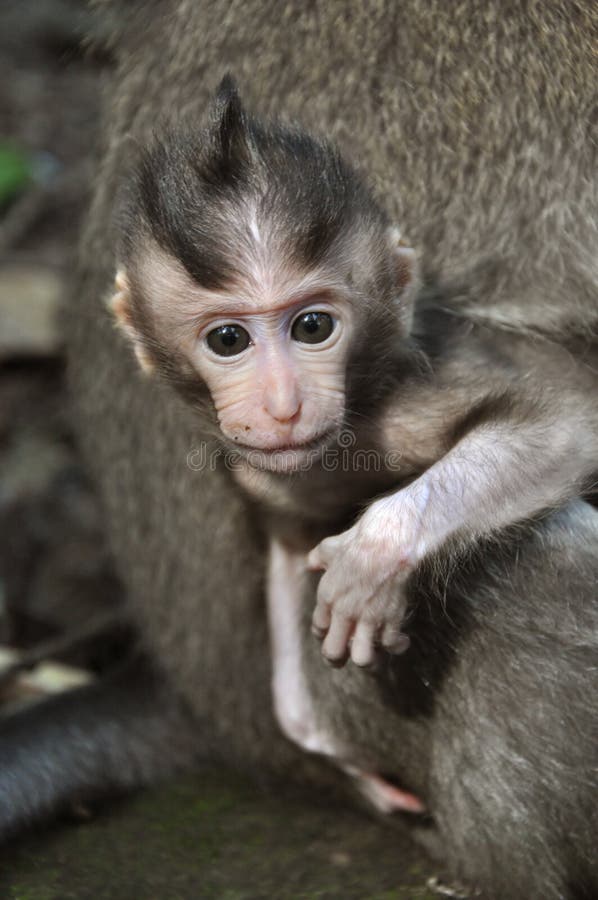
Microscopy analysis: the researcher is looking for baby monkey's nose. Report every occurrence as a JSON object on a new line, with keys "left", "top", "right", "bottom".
{"left": 264, "top": 376, "right": 302, "bottom": 423}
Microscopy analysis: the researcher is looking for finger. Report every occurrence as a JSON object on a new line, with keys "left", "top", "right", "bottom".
{"left": 322, "top": 614, "right": 354, "bottom": 665}
{"left": 350, "top": 620, "right": 377, "bottom": 668}
{"left": 312, "top": 577, "right": 333, "bottom": 636}
{"left": 381, "top": 623, "right": 410, "bottom": 655}
{"left": 306, "top": 547, "right": 326, "bottom": 571}
{"left": 311, "top": 600, "right": 332, "bottom": 639}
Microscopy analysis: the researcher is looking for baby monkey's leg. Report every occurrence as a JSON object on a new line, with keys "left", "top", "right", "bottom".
{"left": 268, "top": 538, "right": 424, "bottom": 814}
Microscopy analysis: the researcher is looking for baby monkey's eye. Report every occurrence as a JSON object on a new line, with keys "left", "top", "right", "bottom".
{"left": 291, "top": 312, "right": 334, "bottom": 344}
{"left": 206, "top": 324, "right": 251, "bottom": 357}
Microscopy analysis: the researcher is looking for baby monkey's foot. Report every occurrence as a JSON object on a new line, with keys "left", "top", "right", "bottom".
{"left": 344, "top": 766, "right": 426, "bottom": 814}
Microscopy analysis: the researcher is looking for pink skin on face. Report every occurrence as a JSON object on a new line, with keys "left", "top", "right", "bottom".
{"left": 197, "top": 298, "right": 351, "bottom": 459}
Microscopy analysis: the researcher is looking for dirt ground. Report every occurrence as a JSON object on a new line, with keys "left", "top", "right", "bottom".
{"left": 0, "top": 3, "right": 447, "bottom": 897}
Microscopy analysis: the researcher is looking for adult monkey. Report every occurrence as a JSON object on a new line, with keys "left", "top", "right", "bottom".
{"left": 0, "top": 2, "right": 596, "bottom": 898}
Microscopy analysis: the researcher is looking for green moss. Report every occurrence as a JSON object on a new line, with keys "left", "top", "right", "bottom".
{"left": 0, "top": 146, "right": 32, "bottom": 204}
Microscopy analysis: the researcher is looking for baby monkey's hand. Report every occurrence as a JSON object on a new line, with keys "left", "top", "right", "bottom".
{"left": 307, "top": 486, "right": 431, "bottom": 667}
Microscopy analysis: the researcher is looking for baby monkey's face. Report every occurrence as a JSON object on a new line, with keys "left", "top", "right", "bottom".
{"left": 110, "top": 217, "right": 416, "bottom": 473}
{"left": 111, "top": 244, "right": 356, "bottom": 472}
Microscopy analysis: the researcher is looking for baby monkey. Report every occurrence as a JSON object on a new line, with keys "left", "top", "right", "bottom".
{"left": 111, "top": 77, "right": 598, "bottom": 684}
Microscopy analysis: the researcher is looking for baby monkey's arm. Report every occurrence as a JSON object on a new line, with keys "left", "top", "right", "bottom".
{"left": 309, "top": 384, "right": 597, "bottom": 667}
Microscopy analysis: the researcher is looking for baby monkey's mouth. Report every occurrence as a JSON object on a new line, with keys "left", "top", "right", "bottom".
{"left": 228, "top": 429, "right": 338, "bottom": 472}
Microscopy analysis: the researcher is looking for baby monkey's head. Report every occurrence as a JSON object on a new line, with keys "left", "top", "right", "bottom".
{"left": 111, "top": 76, "right": 417, "bottom": 471}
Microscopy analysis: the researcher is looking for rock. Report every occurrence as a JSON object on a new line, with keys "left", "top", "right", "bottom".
{"left": 0, "top": 265, "right": 63, "bottom": 357}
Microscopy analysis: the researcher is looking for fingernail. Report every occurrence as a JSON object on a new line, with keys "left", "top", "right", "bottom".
{"left": 323, "top": 651, "right": 349, "bottom": 668}
{"left": 388, "top": 634, "right": 410, "bottom": 654}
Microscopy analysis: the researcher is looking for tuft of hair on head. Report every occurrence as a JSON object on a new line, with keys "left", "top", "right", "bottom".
{"left": 118, "top": 74, "right": 394, "bottom": 290}
{"left": 202, "top": 74, "right": 255, "bottom": 187}
{"left": 213, "top": 72, "right": 240, "bottom": 111}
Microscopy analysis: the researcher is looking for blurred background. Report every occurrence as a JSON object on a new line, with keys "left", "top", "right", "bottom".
{"left": 0, "top": 0, "right": 131, "bottom": 705}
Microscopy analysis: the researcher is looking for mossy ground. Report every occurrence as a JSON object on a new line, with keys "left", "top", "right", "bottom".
{"left": 0, "top": 768, "right": 438, "bottom": 900}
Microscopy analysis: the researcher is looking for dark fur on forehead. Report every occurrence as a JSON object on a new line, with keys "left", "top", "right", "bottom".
{"left": 120, "top": 77, "right": 389, "bottom": 290}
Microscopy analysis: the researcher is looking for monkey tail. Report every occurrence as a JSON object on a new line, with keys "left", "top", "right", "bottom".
{"left": 0, "top": 654, "right": 198, "bottom": 838}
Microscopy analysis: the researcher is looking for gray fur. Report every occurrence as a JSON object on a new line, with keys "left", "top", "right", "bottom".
{"left": 1, "top": 4, "right": 595, "bottom": 899}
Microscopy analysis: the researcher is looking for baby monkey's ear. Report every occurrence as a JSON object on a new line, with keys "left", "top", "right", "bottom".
{"left": 108, "top": 270, "right": 156, "bottom": 374}
{"left": 387, "top": 227, "right": 419, "bottom": 333}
